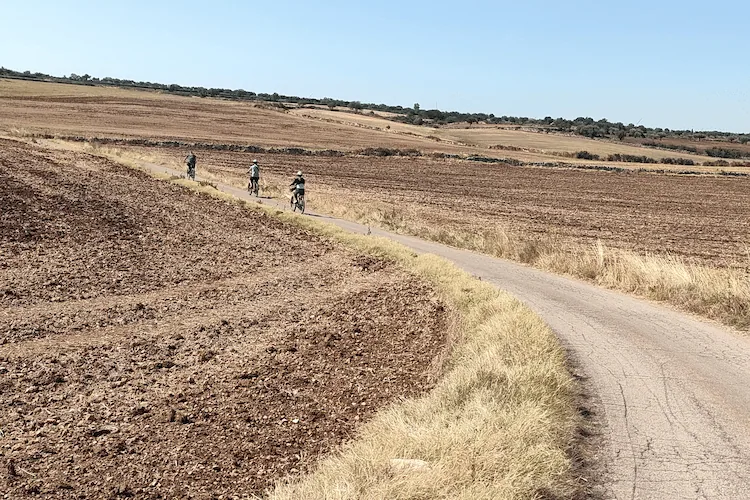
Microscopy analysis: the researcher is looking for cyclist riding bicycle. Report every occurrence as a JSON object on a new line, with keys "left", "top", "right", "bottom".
{"left": 184, "top": 152, "right": 197, "bottom": 180}
{"left": 290, "top": 171, "right": 305, "bottom": 205}
{"left": 248, "top": 159, "right": 260, "bottom": 195}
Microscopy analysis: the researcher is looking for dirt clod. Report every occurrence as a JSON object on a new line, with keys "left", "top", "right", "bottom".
{"left": 7, "top": 458, "right": 17, "bottom": 478}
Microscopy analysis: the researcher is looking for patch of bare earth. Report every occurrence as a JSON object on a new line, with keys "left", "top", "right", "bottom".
{"left": 0, "top": 139, "right": 448, "bottom": 498}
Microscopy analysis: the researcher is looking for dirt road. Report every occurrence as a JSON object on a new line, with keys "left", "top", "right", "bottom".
{"left": 153, "top": 163, "right": 750, "bottom": 499}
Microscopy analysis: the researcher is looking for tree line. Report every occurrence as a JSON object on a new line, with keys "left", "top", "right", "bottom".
{"left": 0, "top": 67, "right": 413, "bottom": 114}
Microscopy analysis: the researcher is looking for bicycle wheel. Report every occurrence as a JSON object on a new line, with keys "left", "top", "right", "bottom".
{"left": 299, "top": 194, "right": 305, "bottom": 214}
{"left": 291, "top": 196, "right": 296, "bottom": 212}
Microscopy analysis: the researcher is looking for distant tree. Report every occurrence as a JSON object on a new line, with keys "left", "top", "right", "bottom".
{"left": 607, "top": 153, "right": 656, "bottom": 163}
{"left": 617, "top": 130, "right": 627, "bottom": 141}
{"left": 425, "top": 109, "right": 445, "bottom": 121}
{"left": 578, "top": 125, "right": 599, "bottom": 138}
{"left": 576, "top": 151, "right": 600, "bottom": 160}
{"left": 413, "top": 103, "right": 420, "bottom": 112}
{"left": 705, "top": 147, "right": 745, "bottom": 159}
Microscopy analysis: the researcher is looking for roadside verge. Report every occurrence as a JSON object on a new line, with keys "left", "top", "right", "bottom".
{"left": 263, "top": 206, "right": 583, "bottom": 499}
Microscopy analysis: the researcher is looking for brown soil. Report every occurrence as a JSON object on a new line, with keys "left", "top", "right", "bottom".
{"left": 0, "top": 139, "right": 448, "bottom": 498}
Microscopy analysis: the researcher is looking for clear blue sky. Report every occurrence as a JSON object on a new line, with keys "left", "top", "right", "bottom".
{"left": 2, "top": 0, "right": 749, "bottom": 132}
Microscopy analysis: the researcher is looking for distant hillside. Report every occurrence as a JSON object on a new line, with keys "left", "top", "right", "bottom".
{"left": 2, "top": 66, "right": 748, "bottom": 150}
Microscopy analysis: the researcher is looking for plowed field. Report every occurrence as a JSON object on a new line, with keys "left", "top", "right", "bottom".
{"left": 124, "top": 147, "right": 750, "bottom": 268}
{"left": 0, "top": 139, "right": 447, "bottom": 498}
{"left": 5, "top": 78, "right": 741, "bottom": 170}
{"left": 0, "top": 79, "right": 474, "bottom": 155}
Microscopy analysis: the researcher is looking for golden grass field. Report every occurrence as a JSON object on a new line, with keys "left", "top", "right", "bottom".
{"left": 0, "top": 79, "right": 474, "bottom": 154}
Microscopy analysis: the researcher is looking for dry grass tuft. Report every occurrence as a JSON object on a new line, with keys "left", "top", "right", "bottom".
{"left": 547, "top": 244, "right": 750, "bottom": 329}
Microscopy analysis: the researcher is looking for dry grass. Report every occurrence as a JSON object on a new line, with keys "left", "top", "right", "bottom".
{"left": 0, "top": 78, "right": 170, "bottom": 99}
{"left": 264, "top": 254, "right": 579, "bottom": 500}
{"left": 63, "top": 141, "right": 584, "bottom": 499}
{"left": 309, "top": 191, "right": 750, "bottom": 331}
{"left": 547, "top": 243, "right": 750, "bottom": 329}
{"left": 0, "top": 79, "right": 476, "bottom": 154}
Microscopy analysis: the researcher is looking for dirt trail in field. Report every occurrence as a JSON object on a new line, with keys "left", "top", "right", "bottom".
{"left": 149, "top": 162, "right": 750, "bottom": 499}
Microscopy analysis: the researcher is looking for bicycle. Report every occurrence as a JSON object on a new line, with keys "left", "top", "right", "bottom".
{"left": 290, "top": 192, "right": 305, "bottom": 214}
{"left": 248, "top": 178, "right": 259, "bottom": 197}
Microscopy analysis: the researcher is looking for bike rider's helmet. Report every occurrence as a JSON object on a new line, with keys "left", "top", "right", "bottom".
{"left": 253, "top": 159, "right": 258, "bottom": 163}
{"left": 297, "top": 171, "right": 303, "bottom": 176}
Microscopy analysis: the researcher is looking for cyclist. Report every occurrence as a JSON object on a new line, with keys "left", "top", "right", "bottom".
{"left": 290, "top": 170, "right": 305, "bottom": 205}
{"left": 248, "top": 159, "right": 260, "bottom": 195}
{"left": 184, "top": 152, "right": 197, "bottom": 180}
